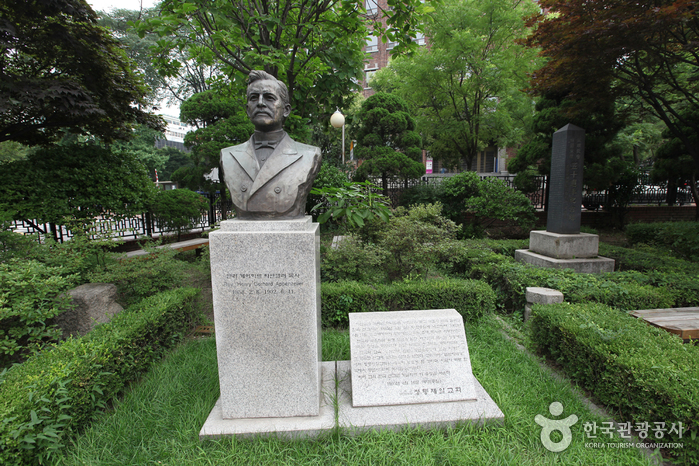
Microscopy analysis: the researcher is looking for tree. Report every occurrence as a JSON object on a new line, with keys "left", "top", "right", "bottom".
{"left": 651, "top": 108, "right": 699, "bottom": 217}
{"left": 111, "top": 125, "right": 168, "bottom": 180}
{"left": 135, "top": 0, "right": 435, "bottom": 131}
{"left": 0, "top": 0, "right": 163, "bottom": 145}
{"left": 376, "top": 0, "right": 540, "bottom": 170}
{"left": 525, "top": 1, "right": 699, "bottom": 181}
{"left": 98, "top": 7, "right": 221, "bottom": 106}
{"left": 0, "top": 143, "right": 156, "bottom": 226}
{"left": 352, "top": 93, "right": 425, "bottom": 195}
{"left": 176, "top": 89, "right": 253, "bottom": 195}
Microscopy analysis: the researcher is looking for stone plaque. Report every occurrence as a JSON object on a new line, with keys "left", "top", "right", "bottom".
{"left": 209, "top": 217, "right": 321, "bottom": 419}
{"left": 349, "top": 309, "right": 477, "bottom": 408}
{"left": 547, "top": 124, "right": 585, "bottom": 234}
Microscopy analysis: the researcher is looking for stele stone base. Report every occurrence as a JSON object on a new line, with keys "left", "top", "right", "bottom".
{"left": 529, "top": 230, "right": 599, "bottom": 259}
{"left": 524, "top": 287, "right": 564, "bottom": 321}
{"left": 208, "top": 217, "right": 321, "bottom": 420}
{"left": 337, "top": 361, "right": 503, "bottom": 434}
{"left": 515, "top": 249, "right": 615, "bottom": 274}
{"left": 199, "top": 362, "right": 336, "bottom": 440}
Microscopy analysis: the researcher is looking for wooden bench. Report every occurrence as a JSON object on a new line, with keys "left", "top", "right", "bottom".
{"left": 124, "top": 238, "right": 209, "bottom": 259}
{"left": 629, "top": 307, "right": 699, "bottom": 341}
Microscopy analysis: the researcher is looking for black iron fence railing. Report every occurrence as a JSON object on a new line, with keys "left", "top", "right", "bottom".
{"left": 6, "top": 175, "right": 695, "bottom": 243}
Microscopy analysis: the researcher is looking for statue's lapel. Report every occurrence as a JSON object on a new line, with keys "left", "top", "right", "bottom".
{"left": 249, "top": 134, "right": 301, "bottom": 196}
{"left": 230, "top": 138, "right": 259, "bottom": 181}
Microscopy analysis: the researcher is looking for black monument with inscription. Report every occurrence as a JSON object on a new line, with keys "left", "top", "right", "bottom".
{"left": 546, "top": 124, "right": 585, "bottom": 234}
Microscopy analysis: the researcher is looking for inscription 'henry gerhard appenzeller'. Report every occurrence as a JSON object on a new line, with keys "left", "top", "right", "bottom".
{"left": 349, "top": 309, "right": 477, "bottom": 407}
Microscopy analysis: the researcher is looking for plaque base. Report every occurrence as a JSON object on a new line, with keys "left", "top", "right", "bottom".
{"left": 515, "top": 249, "right": 615, "bottom": 274}
{"left": 336, "top": 361, "right": 503, "bottom": 434}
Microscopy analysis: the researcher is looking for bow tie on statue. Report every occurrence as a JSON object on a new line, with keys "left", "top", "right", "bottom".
{"left": 254, "top": 140, "right": 279, "bottom": 150}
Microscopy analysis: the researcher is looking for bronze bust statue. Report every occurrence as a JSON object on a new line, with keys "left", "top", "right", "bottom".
{"left": 220, "top": 70, "right": 322, "bottom": 220}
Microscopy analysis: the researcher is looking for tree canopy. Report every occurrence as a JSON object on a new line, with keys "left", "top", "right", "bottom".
{"left": 373, "top": 0, "right": 540, "bottom": 171}
{"left": 135, "top": 0, "right": 435, "bottom": 132}
{"left": 525, "top": 0, "right": 699, "bottom": 173}
{"left": 353, "top": 93, "right": 424, "bottom": 194}
{"left": 0, "top": 0, "right": 163, "bottom": 145}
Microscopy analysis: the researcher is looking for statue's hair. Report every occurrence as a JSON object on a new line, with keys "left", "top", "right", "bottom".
{"left": 247, "top": 70, "right": 290, "bottom": 107}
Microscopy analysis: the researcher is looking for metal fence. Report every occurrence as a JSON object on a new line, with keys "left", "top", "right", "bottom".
{"left": 7, "top": 174, "right": 695, "bottom": 243}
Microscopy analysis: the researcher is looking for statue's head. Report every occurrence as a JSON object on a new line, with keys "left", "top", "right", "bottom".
{"left": 246, "top": 70, "right": 291, "bottom": 132}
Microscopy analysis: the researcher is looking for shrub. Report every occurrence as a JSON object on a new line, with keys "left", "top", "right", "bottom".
{"left": 321, "top": 279, "right": 495, "bottom": 327}
{"left": 0, "top": 259, "right": 76, "bottom": 368}
{"left": 321, "top": 235, "right": 389, "bottom": 283}
{"left": 0, "top": 287, "right": 199, "bottom": 466}
{"left": 305, "top": 162, "right": 349, "bottom": 221}
{"left": 150, "top": 189, "right": 208, "bottom": 240}
{"left": 626, "top": 221, "right": 699, "bottom": 262}
{"left": 438, "top": 172, "right": 536, "bottom": 237}
{"left": 530, "top": 302, "right": 699, "bottom": 464}
{"left": 599, "top": 243, "right": 699, "bottom": 274}
{"left": 87, "top": 247, "right": 186, "bottom": 307}
{"left": 378, "top": 203, "right": 461, "bottom": 281}
{"left": 398, "top": 182, "right": 442, "bottom": 207}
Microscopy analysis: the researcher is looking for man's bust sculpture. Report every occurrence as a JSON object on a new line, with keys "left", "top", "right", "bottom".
{"left": 220, "top": 70, "right": 322, "bottom": 220}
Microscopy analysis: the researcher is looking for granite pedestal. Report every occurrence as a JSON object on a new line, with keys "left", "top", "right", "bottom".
{"left": 207, "top": 217, "right": 321, "bottom": 420}
{"left": 516, "top": 231, "right": 615, "bottom": 274}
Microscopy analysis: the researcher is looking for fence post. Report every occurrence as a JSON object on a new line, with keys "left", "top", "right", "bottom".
{"left": 145, "top": 211, "right": 152, "bottom": 238}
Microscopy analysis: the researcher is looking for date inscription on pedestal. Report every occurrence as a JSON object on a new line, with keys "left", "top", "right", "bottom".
{"left": 349, "top": 309, "right": 477, "bottom": 407}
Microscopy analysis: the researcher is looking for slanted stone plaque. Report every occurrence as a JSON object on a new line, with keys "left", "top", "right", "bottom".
{"left": 349, "top": 309, "right": 477, "bottom": 408}
{"left": 547, "top": 124, "right": 585, "bottom": 234}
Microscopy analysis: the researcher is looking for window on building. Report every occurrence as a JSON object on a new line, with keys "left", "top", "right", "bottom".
{"left": 366, "top": 35, "right": 378, "bottom": 53}
{"left": 366, "top": 0, "right": 377, "bottom": 15}
{"left": 364, "top": 69, "right": 377, "bottom": 89}
{"left": 415, "top": 32, "right": 425, "bottom": 46}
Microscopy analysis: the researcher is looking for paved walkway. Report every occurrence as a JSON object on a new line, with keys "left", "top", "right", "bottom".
{"left": 124, "top": 238, "right": 209, "bottom": 258}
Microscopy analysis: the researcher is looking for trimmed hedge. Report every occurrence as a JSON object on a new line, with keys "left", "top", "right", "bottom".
{"left": 0, "top": 287, "right": 199, "bottom": 466}
{"left": 626, "top": 221, "right": 699, "bottom": 262}
{"left": 446, "top": 251, "right": 676, "bottom": 313}
{"left": 321, "top": 279, "right": 496, "bottom": 327}
{"left": 599, "top": 243, "right": 699, "bottom": 274}
{"left": 530, "top": 302, "right": 699, "bottom": 464}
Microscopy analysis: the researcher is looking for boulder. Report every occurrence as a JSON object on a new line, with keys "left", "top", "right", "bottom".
{"left": 54, "top": 283, "right": 123, "bottom": 338}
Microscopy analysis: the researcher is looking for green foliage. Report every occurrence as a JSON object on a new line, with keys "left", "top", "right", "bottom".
{"left": 0, "top": 0, "right": 163, "bottom": 145}
{"left": 87, "top": 248, "right": 187, "bottom": 307}
{"left": 529, "top": 302, "right": 699, "bottom": 464}
{"left": 110, "top": 125, "right": 171, "bottom": 181}
{"left": 398, "top": 183, "right": 442, "bottom": 208}
{"left": 149, "top": 189, "right": 209, "bottom": 240}
{"left": 0, "top": 287, "right": 199, "bottom": 466}
{"left": 352, "top": 93, "right": 424, "bottom": 194}
{"left": 446, "top": 250, "right": 678, "bottom": 314}
{"left": 0, "top": 260, "right": 76, "bottom": 368}
{"left": 378, "top": 203, "right": 461, "bottom": 281}
{"left": 311, "top": 182, "right": 391, "bottom": 229}
{"left": 599, "top": 242, "right": 699, "bottom": 275}
{"left": 439, "top": 172, "right": 536, "bottom": 236}
{"left": 626, "top": 221, "right": 699, "bottom": 261}
{"left": 321, "top": 236, "right": 389, "bottom": 283}
{"left": 321, "top": 279, "right": 495, "bottom": 327}
{"left": 0, "top": 143, "right": 157, "bottom": 226}
{"left": 306, "top": 163, "right": 349, "bottom": 221}
{"left": 381, "top": 0, "right": 540, "bottom": 171}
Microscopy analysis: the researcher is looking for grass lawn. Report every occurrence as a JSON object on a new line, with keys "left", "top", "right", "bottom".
{"left": 56, "top": 315, "right": 655, "bottom": 466}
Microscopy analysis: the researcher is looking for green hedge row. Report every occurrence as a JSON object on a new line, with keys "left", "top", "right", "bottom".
{"left": 530, "top": 302, "right": 699, "bottom": 464}
{"left": 599, "top": 243, "right": 699, "bottom": 274}
{"left": 445, "top": 250, "right": 677, "bottom": 314}
{"left": 625, "top": 221, "right": 699, "bottom": 262}
{"left": 0, "top": 287, "right": 199, "bottom": 466}
{"left": 321, "top": 279, "right": 495, "bottom": 327}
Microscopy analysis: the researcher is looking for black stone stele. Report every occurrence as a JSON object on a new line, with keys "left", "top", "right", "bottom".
{"left": 547, "top": 124, "right": 585, "bottom": 234}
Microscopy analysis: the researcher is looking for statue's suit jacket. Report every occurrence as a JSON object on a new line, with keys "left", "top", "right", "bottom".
{"left": 220, "top": 133, "right": 322, "bottom": 219}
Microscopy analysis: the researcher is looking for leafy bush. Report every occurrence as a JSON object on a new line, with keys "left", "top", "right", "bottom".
{"left": 305, "top": 162, "right": 349, "bottom": 220}
{"left": 626, "top": 221, "right": 699, "bottom": 262}
{"left": 150, "top": 189, "right": 208, "bottom": 240}
{"left": 0, "top": 260, "right": 76, "bottom": 368}
{"left": 398, "top": 182, "right": 442, "bottom": 207}
{"left": 321, "top": 279, "right": 495, "bottom": 327}
{"left": 530, "top": 302, "right": 699, "bottom": 464}
{"left": 378, "top": 203, "right": 461, "bottom": 281}
{"left": 599, "top": 243, "right": 699, "bottom": 274}
{"left": 321, "top": 235, "right": 389, "bottom": 283}
{"left": 0, "top": 287, "right": 199, "bottom": 466}
{"left": 87, "top": 246, "right": 186, "bottom": 307}
{"left": 438, "top": 172, "right": 536, "bottom": 237}
{"left": 311, "top": 181, "right": 391, "bottom": 229}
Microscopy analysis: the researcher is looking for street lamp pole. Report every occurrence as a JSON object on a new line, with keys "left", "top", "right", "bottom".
{"left": 330, "top": 109, "right": 345, "bottom": 165}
